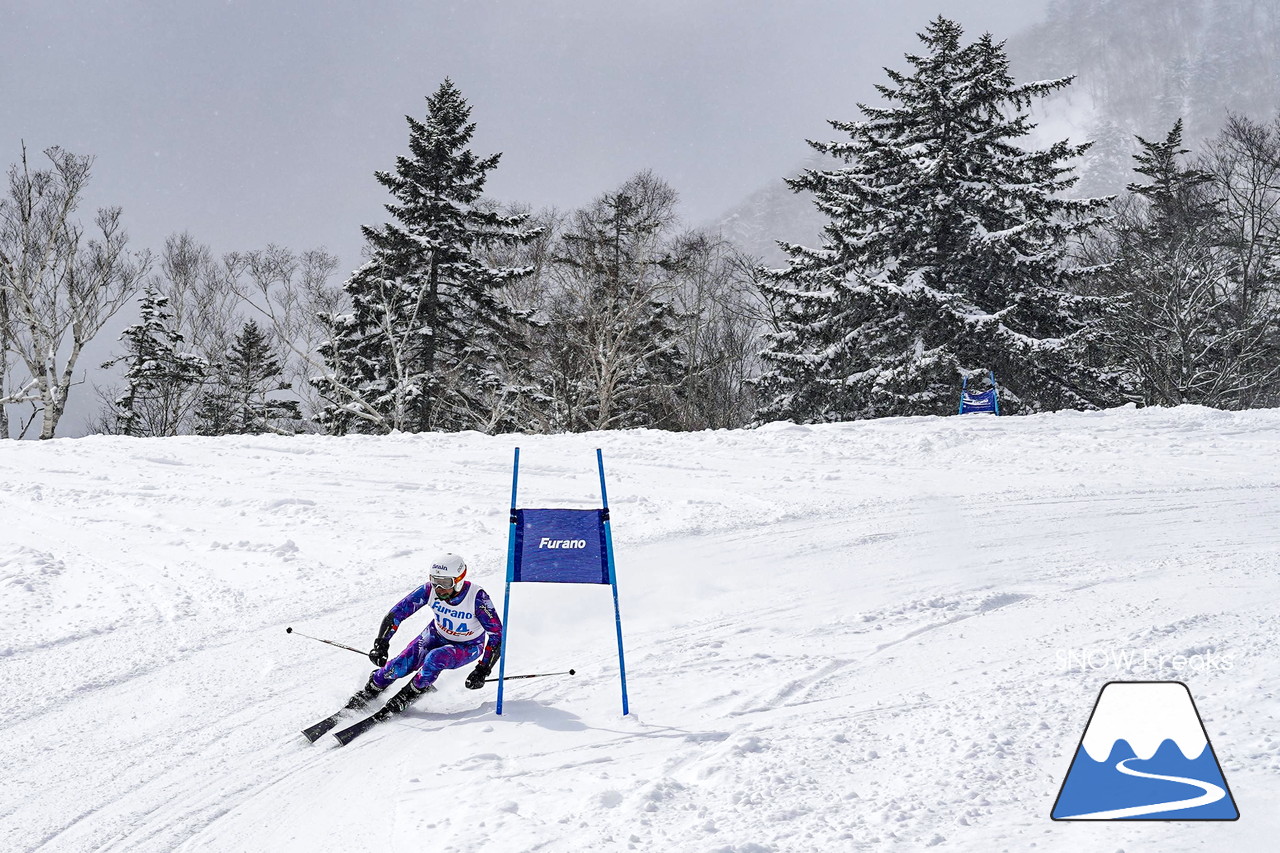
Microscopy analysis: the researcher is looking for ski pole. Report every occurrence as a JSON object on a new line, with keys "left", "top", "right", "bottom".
{"left": 485, "top": 669, "right": 575, "bottom": 683}
{"left": 285, "top": 627, "right": 367, "bottom": 656}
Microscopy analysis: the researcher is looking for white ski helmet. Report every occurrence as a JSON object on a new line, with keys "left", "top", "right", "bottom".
{"left": 428, "top": 553, "right": 468, "bottom": 594}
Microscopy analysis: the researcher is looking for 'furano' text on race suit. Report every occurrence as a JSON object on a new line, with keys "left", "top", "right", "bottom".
{"left": 371, "top": 581, "right": 503, "bottom": 690}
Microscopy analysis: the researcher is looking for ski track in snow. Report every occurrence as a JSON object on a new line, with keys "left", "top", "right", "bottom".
{"left": 0, "top": 406, "right": 1278, "bottom": 851}
{"left": 1057, "top": 757, "right": 1226, "bottom": 820}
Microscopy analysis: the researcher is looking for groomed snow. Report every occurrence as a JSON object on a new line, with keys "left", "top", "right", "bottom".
{"left": 1, "top": 405, "right": 1277, "bottom": 851}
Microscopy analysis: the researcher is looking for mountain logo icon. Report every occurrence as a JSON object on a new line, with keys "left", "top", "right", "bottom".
{"left": 1051, "top": 681, "right": 1239, "bottom": 820}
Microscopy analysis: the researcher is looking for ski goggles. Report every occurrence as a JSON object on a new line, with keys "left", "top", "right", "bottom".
{"left": 429, "top": 574, "right": 458, "bottom": 588}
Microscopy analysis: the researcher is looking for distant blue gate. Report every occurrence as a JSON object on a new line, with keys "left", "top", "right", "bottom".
{"left": 959, "top": 371, "right": 1000, "bottom": 415}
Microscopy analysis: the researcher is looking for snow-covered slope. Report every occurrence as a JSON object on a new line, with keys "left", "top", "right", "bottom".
{"left": 2, "top": 406, "right": 1278, "bottom": 851}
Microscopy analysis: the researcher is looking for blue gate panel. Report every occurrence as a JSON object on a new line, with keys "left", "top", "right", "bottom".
{"left": 513, "top": 508, "right": 609, "bottom": 584}
{"left": 960, "top": 389, "right": 998, "bottom": 414}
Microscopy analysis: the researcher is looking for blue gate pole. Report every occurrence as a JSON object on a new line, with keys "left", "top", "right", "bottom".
{"left": 989, "top": 371, "right": 1000, "bottom": 415}
{"left": 958, "top": 375, "right": 968, "bottom": 414}
{"left": 596, "top": 448, "right": 630, "bottom": 716}
{"left": 497, "top": 447, "right": 519, "bottom": 716}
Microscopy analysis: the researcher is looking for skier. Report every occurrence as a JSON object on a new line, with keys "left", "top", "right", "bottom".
{"left": 345, "top": 553, "right": 503, "bottom": 716}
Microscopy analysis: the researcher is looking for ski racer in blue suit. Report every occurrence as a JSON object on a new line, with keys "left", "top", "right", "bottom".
{"left": 345, "top": 553, "right": 503, "bottom": 715}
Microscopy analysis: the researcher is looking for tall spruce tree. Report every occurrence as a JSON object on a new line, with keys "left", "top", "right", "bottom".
{"left": 756, "top": 17, "right": 1111, "bottom": 422}
{"left": 316, "top": 79, "right": 536, "bottom": 434}
{"left": 196, "top": 320, "right": 300, "bottom": 435}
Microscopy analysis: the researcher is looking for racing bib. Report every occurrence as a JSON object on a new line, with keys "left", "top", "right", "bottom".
{"left": 429, "top": 582, "right": 483, "bottom": 642}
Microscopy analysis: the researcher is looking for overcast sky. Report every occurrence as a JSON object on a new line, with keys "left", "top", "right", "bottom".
{"left": 3, "top": 0, "right": 1049, "bottom": 279}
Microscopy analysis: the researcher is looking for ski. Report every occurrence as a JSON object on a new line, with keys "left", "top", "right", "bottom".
{"left": 301, "top": 711, "right": 348, "bottom": 743}
{"left": 332, "top": 705, "right": 397, "bottom": 746}
{"left": 332, "top": 683, "right": 436, "bottom": 746}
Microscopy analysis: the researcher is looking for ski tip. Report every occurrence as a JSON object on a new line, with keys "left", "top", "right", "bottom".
{"left": 301, "top": 715, "right": 343, "bottom": 743}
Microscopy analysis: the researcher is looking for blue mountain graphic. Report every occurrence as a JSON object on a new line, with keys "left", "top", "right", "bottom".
{"left": 1052, "top": 738, "right": 1238, "bottom": 820}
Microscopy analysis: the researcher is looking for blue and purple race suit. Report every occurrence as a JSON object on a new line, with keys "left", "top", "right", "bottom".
{"left": 371, "top": 581, "right": 503, "bottom": 691}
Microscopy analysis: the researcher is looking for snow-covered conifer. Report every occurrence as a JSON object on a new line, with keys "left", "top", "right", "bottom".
{"left": 1096, "top": 119, "right": 1280, "bottom": 408}
{"left": 315, "top": 79, "right": 537, "bottom": 434}
{"left": 196, "top": 320, "right": 300, "bottom": 435}
{"left": 103, "top": 286, "right": 209, "bottom": 436}
{"left": 756, "top": 17, "right": 1111, "bottom": 422}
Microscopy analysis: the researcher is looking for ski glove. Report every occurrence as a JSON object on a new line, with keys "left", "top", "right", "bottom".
{"left": 369, "top": 637, "right": 390, "bottom": 667}
{"left": 465, "top": 662, "right": 492, "bottom": 690}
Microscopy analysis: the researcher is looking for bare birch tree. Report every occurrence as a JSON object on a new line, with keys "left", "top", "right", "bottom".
{"left": 544, "top": 171, "right": 687, "bottom": 432}
{"left": 93, "top": 237, "right": 341, "bottom": 435}
{"left": 0, "top": 145, "right": 147, "bottom": 438}
{"left": 1201, "top": 114, "right": 1280, "bottom": 407}
{"left": 0, "top": 267, "right": 12, "bottom": 437}
{"left": 96, "top": 233, "right": 242, "bottom": 435}
{"left": 670, "top": 232, "right": 766, "bottom": 430}
{"left": 230, "top": 244, "right": 343, "bottom": 429}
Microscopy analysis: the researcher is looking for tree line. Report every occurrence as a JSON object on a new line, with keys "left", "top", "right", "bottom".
{"left": 757, "top": 17, "right": 1280, "bottom": 420}
{"left": 0, "top": 79, "right": 764, "bottom": 439}
{"left": 3, "top": 16, "right": 1280, "bottom": 439}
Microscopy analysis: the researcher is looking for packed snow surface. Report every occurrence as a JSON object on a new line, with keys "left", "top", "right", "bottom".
{"left": 1, "top": 405, "right": 1278, "bottom": 852}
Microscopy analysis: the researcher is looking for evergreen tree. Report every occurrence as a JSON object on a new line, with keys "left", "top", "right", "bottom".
{"left": 1078, "top": 119, "right": 1137, "bottom": 197}
{"left": 1117, "top": 120, "right": 1226, "bottom": 406}
{"left": 316, "top": 79, "right": 536, "bottom": 434}
{"left": 755, "top": 17, "right": 1112, "bottom": 423}
{"left": 104, "top": 286, "right": 208, "bottom": 436}
{"left": 1128, "top": 120, "right": 1219, "bottom": 232}
{"left": 196, "top": 320, "right": 300, "bottom": 435}
{"left": 1097, "top": 119, "right": 1280, "bottom": 407}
